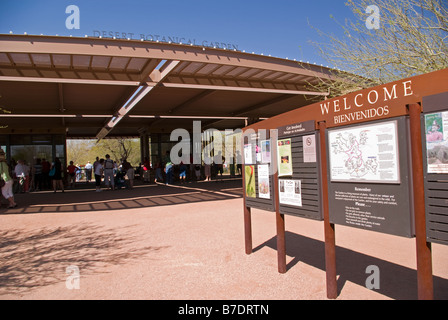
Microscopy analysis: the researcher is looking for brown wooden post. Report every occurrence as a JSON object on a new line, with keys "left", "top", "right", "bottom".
{"left": 243, "top": 176, "right": 253, "bottom": 255}
{"left": 318, "top": 120, "right": 338, "bottom": 299}
{"left": 408, "top": 103, "right": 434, "bottom": 300}
{"left": 274, "top": 171, "right": 287, "bottom": 273}
{"left": 244, "top": 204, "right": 253, "bottom": 255}
{"left": 242, "top": 132, "right": 252, "bottom": 255}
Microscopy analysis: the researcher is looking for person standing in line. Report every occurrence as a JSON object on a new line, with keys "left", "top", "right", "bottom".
{"left": 204, "top": 162, "right": 211, "bottom": 181}
{"left": 51, "top": 157, "right": 64, "bottom": 193}
{"left": 122, "top": 158, "right": 134, "bottom": 189}
{"left": 103, "top": 154, "right": 115, "bottom": 190}
{"left": 0, "top": 149, "right": 17, "bottom": 209}
{"left": 214, "top": 151, "right": 225, "bottom": 182}
{"left": 67, "top": 161, "right": 78, "bottom": 189}
{"left": 84, "top": 161, "right": 93, "bottom": 183}
{"left": 14, "top": 160, "right": 28, "bottom": 193}
{"left": 94, "top": 158, "right": 103, "bottom": 192}
{"left": 179, "top": 162, "right": 187, "bottom": 184}
{"left": 165, "top": 161, "right": 174, "bottom": 185}
{"left": 154, "top": 160, "right": 163, "bottom": 183}
{"left": 33, "top": 158, "right": 43, "bottom": 191}
{"left": 195, "top": 163, "right": 202, "bottom": 181}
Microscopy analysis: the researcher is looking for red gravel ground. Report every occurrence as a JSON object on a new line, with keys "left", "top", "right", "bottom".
{"left": 0, "top": 178, "right": 447, "bottom": 300}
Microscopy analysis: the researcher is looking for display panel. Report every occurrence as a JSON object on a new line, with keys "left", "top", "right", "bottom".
{"left": 277, "top": 138, "right": 293, "bottom": 177}
{"left": 279, "top": 179, "right": 302, "bottom": 207}
{"left": 328, "top": 120, "right": 400, "bottom": 184}
{"left": 424, "top": 111, "right": 448, "bottom": 174}
{"left": 327, "top": 117, "right": 414, "bottom": 238}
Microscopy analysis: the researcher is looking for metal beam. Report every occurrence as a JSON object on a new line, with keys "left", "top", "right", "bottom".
{"left": 96, "top": 60, "right": 180, "bottom": 140}
{"left": 0, "top": 75, "right": 141, "bottom": 86}
{"left": 158, "top": 82, "right": 329, "bottom": 96}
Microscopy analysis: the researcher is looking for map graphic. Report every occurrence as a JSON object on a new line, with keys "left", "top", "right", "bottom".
{"left": 328, "top": 121, "right": 400, "bottom": 183}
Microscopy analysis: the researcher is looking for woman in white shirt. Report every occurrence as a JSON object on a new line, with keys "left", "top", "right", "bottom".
{"left": 94, "top": 158, "right": 104, "bottom": 192}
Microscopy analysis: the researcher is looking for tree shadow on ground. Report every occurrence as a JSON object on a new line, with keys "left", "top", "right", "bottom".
{"left": 0, "top": 223, "right": 168, "bottom": 295}
{"left": 253, "top": 231, "right": 448, "bottom": 300}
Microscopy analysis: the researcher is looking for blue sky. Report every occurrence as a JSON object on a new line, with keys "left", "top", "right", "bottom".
{"left": 0, "top": 0, "right": 355, "bottom": 66}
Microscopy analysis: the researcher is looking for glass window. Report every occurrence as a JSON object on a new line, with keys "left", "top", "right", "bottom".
{"left": 11, "top": 145, "right": 52, "bottom": 167}
{"left": 55, "top": 144, "right": 65, "bottom": 166}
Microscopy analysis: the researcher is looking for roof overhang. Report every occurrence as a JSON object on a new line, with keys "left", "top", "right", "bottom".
{"left": 0, "top": 34, "right": 336, "bottom": 139}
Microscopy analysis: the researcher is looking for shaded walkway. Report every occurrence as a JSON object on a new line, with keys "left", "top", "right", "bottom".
{"left": 1, "top": 178, "right": 243, "bottom": 215}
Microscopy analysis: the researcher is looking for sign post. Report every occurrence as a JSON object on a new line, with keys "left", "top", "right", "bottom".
{"left": 409, "top": 102, "right": 434, "bottom": 300}
{"left": 319, "top": 120, "right": 338, "bottom": 299}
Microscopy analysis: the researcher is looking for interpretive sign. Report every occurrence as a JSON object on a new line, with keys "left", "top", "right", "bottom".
{"left": 276, "top": 120, "right": 323, "bottom": 221}
{"left": 424, "top": 111, "right": 448, "bottom": 174}
{"left": 327, "top": 117, "right": 414, "bottom": 237}
{"left": 257, "top": 164, "right": 271, "bottom": 199}
{"left": 243, "top": 131, "right": 276, "bottom": 212}
{"left": 422, "top": 92, "right": 448, "bottom": 246}
{"left": 244, "top": 144, "right": 253, "bottom": 165}
{"left": 261, "top": 140, "right": 271, "bottom": 164}
{"left": 245, "top": 165, "right": 256, "bottom": 198}
{"left": 303, "top": 134, "right": 317, "bottom": 163}
{"left": 279, "top": 179, "right": 302, "bottom": 207}
{"left": 328, "top": 120, "right": 400, "bottom": 184}
{"left": 277, "top": 138, "right": 293, "bottom": 177}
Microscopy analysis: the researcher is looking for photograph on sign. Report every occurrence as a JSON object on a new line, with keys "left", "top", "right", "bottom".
{"left": 277, "top": 138, "right": 293, "bottom": 176}
{"left": 245, "top": 165, "right": 256, "bottom": 198}
{"left": 303, "top": 134, "right": 317, "bottom": 163}
{"left": 279, "top": 179, "right": 302, "bottom": 207}
{"left": 257, "top": 164, "right": 270, "bottom": 199}
{"left": 328, "top": 120, "right": 400, "bottom": 183}
{"left": 244, "top": 144, "right": 253, "bottom": 165}
{"left": 261, "top": 140, "right": 271, "bottom": 164}
{"left": 425, "top": 111, "right": 448, "bottom": 173}
{"left": 256, "top": 144, "right": 262, "bottom": 163}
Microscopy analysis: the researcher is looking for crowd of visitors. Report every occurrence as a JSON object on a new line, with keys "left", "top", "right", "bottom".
{"left": 0, "top": 148, "right": 242, "bottom": 208}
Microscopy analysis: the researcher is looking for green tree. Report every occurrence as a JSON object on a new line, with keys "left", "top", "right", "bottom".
{"left": 309, "top": 0, "right": 448, "bottom": 97}
{"left": 67, "top": 138, "right": 141, "bottom": 167}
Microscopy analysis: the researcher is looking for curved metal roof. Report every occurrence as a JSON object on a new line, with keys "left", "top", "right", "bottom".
{"left": 0, "top": 34, "right": 334, "bottom": 138}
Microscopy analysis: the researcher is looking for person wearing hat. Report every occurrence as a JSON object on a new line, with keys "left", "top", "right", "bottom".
{"left": 0, "top": 149, "right": 17, "bottom": 208}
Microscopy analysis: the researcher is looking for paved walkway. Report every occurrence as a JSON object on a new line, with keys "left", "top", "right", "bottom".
{"left": 0, "top": 179, "right": 447, "bottom": 300}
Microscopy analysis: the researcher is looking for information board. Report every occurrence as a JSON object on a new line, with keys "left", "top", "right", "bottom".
{"left": 328, "top": 120, "right": 400, "bottom": 184}
{"left": 424, "top": 111, "right": 448, "bottom": 174}
{"left": 243, "top": 131, "right": 276, "bottom": 212}
{"left": 276, "top": 121, "right": 323, "bottom": 221}
{"left": 422, "top": 92, "right": 448, "bottom": 246}
{"left": 327, "top": 117, "right": 414, "bottom": 237}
